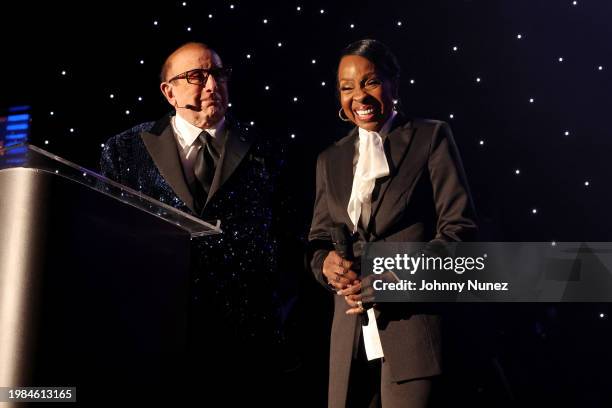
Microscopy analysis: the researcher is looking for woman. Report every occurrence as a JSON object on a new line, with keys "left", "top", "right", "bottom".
{"left": 308, "top": 39, "right": 478, "bottom": 407}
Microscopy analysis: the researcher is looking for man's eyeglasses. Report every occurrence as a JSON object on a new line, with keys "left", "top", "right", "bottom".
{"left": 167, "top": 67, "right": 232, "bottom": 85}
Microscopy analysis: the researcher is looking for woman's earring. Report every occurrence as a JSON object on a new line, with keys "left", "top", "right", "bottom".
{"left": 338, "top": 107, "right": 351, "bottom": 122}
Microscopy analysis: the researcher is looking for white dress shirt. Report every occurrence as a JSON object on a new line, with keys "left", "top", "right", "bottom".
{"left": 347, "top": 111, "right": 397, "bottom": 361}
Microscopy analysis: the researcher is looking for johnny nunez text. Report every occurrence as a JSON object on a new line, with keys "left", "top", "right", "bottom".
{"left": 373, "top": 279, "right": 509, "bottom": 292}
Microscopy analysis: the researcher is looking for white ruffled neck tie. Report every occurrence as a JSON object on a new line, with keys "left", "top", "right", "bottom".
{"left": 347, "top": 129, "right": 390, "bottom": 232}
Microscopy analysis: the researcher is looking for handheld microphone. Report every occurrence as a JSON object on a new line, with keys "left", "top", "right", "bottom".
{"left": 331, "top": 224, "right": 353, "bottom": 261}
{"left": 331, "top": 224, "right": 368, "bottom": 324}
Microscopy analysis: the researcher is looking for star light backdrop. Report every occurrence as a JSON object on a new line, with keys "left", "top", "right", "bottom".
{"left": 1, "top": 0, "right": 611, "bottom": 405}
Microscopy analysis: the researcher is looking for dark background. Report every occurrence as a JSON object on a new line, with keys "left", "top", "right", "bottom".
{"left": 2, "top": 1, "right": 611, "bottom": 405}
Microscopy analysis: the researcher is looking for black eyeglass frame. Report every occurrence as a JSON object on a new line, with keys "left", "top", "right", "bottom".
{"left": 167, "top": 67, "right": 232, "bottom": 84}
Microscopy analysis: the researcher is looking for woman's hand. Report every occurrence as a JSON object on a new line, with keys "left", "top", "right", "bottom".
{"left": 341, "top": 275, "right": 378, "bottom": 315}
{"left": 323, "top": 251, "right": 358, "bottom": 290}
{"left": 343, "top": 283, "right": 366, "bottom": 315}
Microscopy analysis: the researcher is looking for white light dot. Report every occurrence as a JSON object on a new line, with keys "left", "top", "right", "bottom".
{"left": 410, "top": 79, "right": 415, "bottom": 84}
{"left": 350, "top": 24, "right": 355, "bottom": 29}
{"left": 479, "top": 140, "right": 484, "bottom": 146}
{"left": 449, "top": 113, "right": 454, "bottom": 119}
{"left": 529, "top": 98, "right": 534, "bottom": 103}
{"left": 109, "top": 93, "right": 115, "bottom": 99}
{"left": 228, "top": 103, "right": 232, "bottom": 107}
{"left": 265, "top": 85, "right": 270, "bottom": 90}
{"left": 291, "top": 134, "right": 296, "bottom": 139}
{"left": 515, "top": 169, "right": 520, "bottom": 175}
{"left": 532, "top": 208, "right": 538, "bottom": 214}
{"left": 69, "top": 128, "right": 74, "bottom": 133}
{"left": 517, "top": 34, "right": 522, "bottom": 39}
{"left": 208, "top": 14, "right": 213, "bottom": 19}
{"left": 293, "top": 97, "right": 298, "bottom": 102}
{"left": 82, "top": 172, "right": 87, "bottom": 177}
{"left": 320, "top": 9, "right": 325, "bottom": 14}
{"left": 558, "top": 57, "right": 564, "bottom": 62}
{"left": 277, "top": 42, "right": 283, "bottom": 47}
{"left": 186, "top": 26, "right": 191, "bottom": 32}
{"left": 551, "top": 241, "right": 557, "bottom": 246}
{"left": 49, "top": 111, "right": 54, "bottom": 116}
{"left": 61, "top": 70, "right": 66, "bottom": 76}
{"left": 452, "top": 46, "right": 458, "bottom": 51}
{"left": 296, "top": 6, "right": 301, "bottom": 11}
{"left": 125, "top": 110, "right": 130, "bottom": 115}
{"left": 230, "top": 4, "right": 234, "bottom": 9}
{"left": 584, "top": 181, "right": 590, "bottom": 186}
{"left": 600, "top": 313, "right": 605, "bottom": 318}
{"left": 476, "top": 77, "right": 481, "bottom": 82}
{"left": 397, "top": 21, "right": 402, "bottom": 26}
{"left": 598, "top": 66, "right": 603, "bottom": 71}
{"left": 246, "top": 54, "right": 251, "bottom": 59}
{"left": 44, "top": 140, "right": 49, "bottom": 145}
{"left": 573, "top": 1, "right": 578, "bottom": 5}
{"left": 101, "top": 143, "right": 105, "bottom": 148}
{"left": 140, "top": 60, "right": 144, "bottom": 65}
{"left": 263, "top": 19, "right": 268, "bottom": 24}
{"left": 250, "top": 121, "right": 255, "bottom": 126}
{"left": 137, "top": 96, "right": 143, "bottom": 101}
{"left": 182, "top": 2, "right": 186, "bottom": 6}
{"left": 321, "top": 81, "right": 326, "bottom": 86}
{"left": 564, "top": 130, "right": 570, "bottom": 136}
{"left": 153, "top": 20, "right": 158, "bottom": 26}
{"left": 311, "top": 59, "right": 316, "bottom": 64}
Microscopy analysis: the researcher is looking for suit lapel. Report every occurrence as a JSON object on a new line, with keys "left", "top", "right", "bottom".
{"left": 368, "top": 116, "right": 415, "bottom": 233}
{"left": 328, "top": 128, "right": 359, "bottom": 231}
{"left": 141, "top": 115, "right": 196, "bottom": 212}
{"left": 205, "top": 121, "right": 253, "bottom": 207}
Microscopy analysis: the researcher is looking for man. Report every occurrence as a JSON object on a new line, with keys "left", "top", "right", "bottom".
{"left": 100, "top": 42, "right": 281, "bottom": 384}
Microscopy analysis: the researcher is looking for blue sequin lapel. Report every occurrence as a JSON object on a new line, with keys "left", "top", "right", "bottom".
{"left": 141, "top": 115, "right": 196, "bottom": 212}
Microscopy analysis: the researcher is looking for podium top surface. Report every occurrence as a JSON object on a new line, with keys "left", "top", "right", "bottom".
{"left": 0, "top": 144, "right": 221, "bottom": 238}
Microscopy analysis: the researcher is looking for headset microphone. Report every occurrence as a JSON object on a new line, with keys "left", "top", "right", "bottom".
{"left": 173, "top": 99, "right": 202, "bottom": 111}
{"left": 175, "top": 103, "right": 201, "bottom": 111}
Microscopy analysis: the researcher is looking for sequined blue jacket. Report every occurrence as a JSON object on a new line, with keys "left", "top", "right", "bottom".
{"left": 100, "top": 113, "right": 281, "bottom": 346}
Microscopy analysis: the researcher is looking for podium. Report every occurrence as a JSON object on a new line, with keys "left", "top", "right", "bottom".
{"left": 0, "top": 144, "right": 221, "bottom": 401}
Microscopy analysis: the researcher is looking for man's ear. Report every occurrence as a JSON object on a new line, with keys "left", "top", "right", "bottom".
{"left": 160, "top": 82, "right": 174, "bottom": 105}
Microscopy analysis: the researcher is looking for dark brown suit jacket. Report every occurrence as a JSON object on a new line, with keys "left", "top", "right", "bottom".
{"left": 308, "top": 115, "right": 478, "bottom": 407}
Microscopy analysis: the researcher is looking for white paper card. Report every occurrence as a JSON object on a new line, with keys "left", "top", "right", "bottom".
{"left": 362, "top": 308, "right": 384, "bottom": 360}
